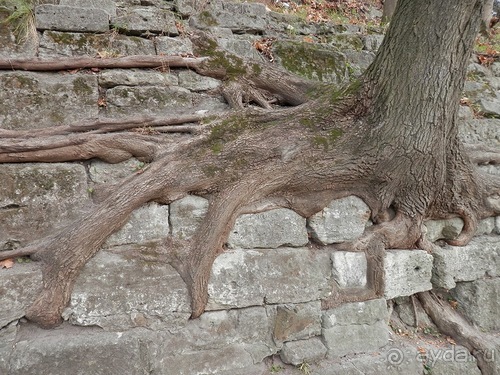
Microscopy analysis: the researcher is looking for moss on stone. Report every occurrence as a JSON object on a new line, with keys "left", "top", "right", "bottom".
{"left": 72, "top": 77, "right": 93, "bottom": 95}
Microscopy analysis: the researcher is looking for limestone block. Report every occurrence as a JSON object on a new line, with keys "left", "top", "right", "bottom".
{"left": 0, "top": 322, "right": 18, "bottom": 374}
{"left": 0, "top": 72, "right": 98, "bottom": 130}
{"left": 112, "top": 7, "right": 178, "bottom": 35}
{"left": 423, "top": 345, "right": 481, "bottom": 375}
{"left": 479, "top": 98, "right": 500, "bottom": 117}
{"left": 99, "top": 69, "right": 178, "bottom": 88}
{"left": 155, "top": 36, "right": 193, "bottom": 56}
{"left": 431, "top": 237, "right": 500, "bottom": 289}
{"left": 452, "top": 278, "right": 500, "bottom": 331}
{"left": 104, "top": 202, "right": 169, "bottom": 247}
{"left": 35, "top": 5, "right": 109, "bottom": 33}
{"left": 0, "top": 13, "right": 37, "bottom": 58}
{"left": 170, "top": 195, "right": 209, "bottom": 240}
{"left": 496, "top": 216, "right": 500, "bottom": 234}
{"left": 178, "top": 70, "right": 221, "bottom": 91}
{"left": 344, "top": 50, "right": 376, "bottom": 75}
{"left": 0, "top": 264, "right": 42, "bottom": 328}
{"left": 363, "top": 34, "right": 385, "bottom": 52}
{"left": 280, "top": 337, "right": 327, "bottom": 365}
{"left": 270, "top": 301, "right": 322, "bottom": 343}
{"left": 0, "top": 163, "right": 89, "bottom": 249}
{"left": 477, "top": 217, "right": 496, "bottom": 236}
{"left": 218, "top": 35, "right": 262, "bottom": 61}
{"left": 384, "top": 250, "right": 433, "bottom": 299}
{"left": 63, "top": 250, "right": 190, "bottom": 330}
{"left": 8, "top": 326, "right": 150, "bottom": 375}
{"left": 201, "top": 2, "right": 267, "bottom": 34}
{"left": 459, "top": 119, "right": 500, "bottom": 148}
{"left": 308, "top": 196, "right": 371, "bottom": 245}
{"left": 60, "top": 0, "right": 117, "bottom": 17}
{"left": 331, "top": 251, "right": 367, "bottom": 288}
{"left": 89, "top": 158, "right": 142, "bottom": 184}
{"left": 228, "top": 208, "right": 308, "bottom": 249}
{"left": 105, "top": 85, "right": 193, "bottom": 117}
{"left": 322, "top": 298, "right": 388, "bottom": 328}
{"left": 207, "top": 248, "right": 331, "bottom": 309}
{"left": 424, "top": 218, "right": 464, "bottom": 243}
{"left": 39, "top": 31, "right": 156, "bottom": 57}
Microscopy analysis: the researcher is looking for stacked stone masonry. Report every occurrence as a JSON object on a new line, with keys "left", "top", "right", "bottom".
{"left": 1, "top": 0, "right": 500, "bottom": 374}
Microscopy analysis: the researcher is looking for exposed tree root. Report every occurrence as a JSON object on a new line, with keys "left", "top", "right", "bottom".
{"left": 418, "top": 291, "right": 500, "bottom": 375}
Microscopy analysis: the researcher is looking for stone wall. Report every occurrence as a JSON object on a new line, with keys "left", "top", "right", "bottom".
{"left": 1, "top": 1, "right": 500, "bottom": 374}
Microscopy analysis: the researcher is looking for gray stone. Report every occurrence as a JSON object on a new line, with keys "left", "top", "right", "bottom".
{"left": 63, "top": 249, "right": 190, "bottom": 330}
{"left": 0, "top": 13, "right": 38, "bottom": 58}
{"left": 322, "top": 300, "right": 389, "bottom": 357}
{"left": 363, "top": 34, "right": 385, "bottom": 52}
{"left": 39, "top": 31, "right": 156, "bottom": 57}
{"left": 331, "top": 251, "right": 367, "bottom": 288}
{"left": 392, "top": 297, "right": 435, "bottom": 329}
{"left": 0, "top": 72, "right": 98, "bottom": 130}
{"left": 496, "top": 216, "right": 500, "bottom": 234}
{"left": 0, "top": 321, "right": 18, "bottom": 374}
{"left": 384, "top": 250, "right": 433, "bottom": 299}
{"left": 99, "top": 69, "right": 178, "bottom": 88}
{"left": 60, "top": 0, "right": 117, "bottom": 17}
{"left": 459, "top": 118, "right": 500, "bottom": 147}
{"left": 228, "top": 208, "right": 308, "bottom": 249}
{"left": 170, "top": 195, "right": 209, "bottom": 240}
{"left": 467, "top": 62, "right": 492, "bottom": 78}
{"left": 0, "top": 164, "right": 89, "bottom": 249}
{"left": 202, "top": 2, "right": 268, "bottom": 34}
{"left": 8, "top": 325, "right": 150, "bottom": 375}
{"left": 89, "top": 158, "right": 142, "bottom": 184}
{"left": 155, "top": 36, "right": 193, "bottom": 56}
{"left": 0, "top": 264, "right": 43, "bottom": 328}
{"left": 452, "top": 278, "right": 500, "bottom": 331}
{"left": 458, "top": 105, "right": 474, "bottom": 119}
{"left": 322, "top": 299, "right": 388, "bottom": 328}
{"left": 112, "top": 7, "right": 178, "bottom": 35}
{"left": 431, "top": 237, "right": 500, "bottom": 289}
{"left": 280, "top": 337, "right": 327, "bottom": 365}
{"left": 322, "top": 320, "right": 389, "bottom": 357}
{"left": 477, "top": 217, "right": 496, "bottom": 235}
{"left": 308, "top": 196, "right": 371, "bottom": 245}
{"left": 207, "top": 248, "right": 331, "bottom": 309}
{"left": 422, "top": 344, "right": 481, "bottom": 375}
{"left": 424, "top": 218, "right": 464, "bottom": 243}
{"left": 105, "top": 202, "right": 169, "bottom": 247}
{"left": 270, "top": 301, "right": 322, "bottom": 343}
{"left": 218, "top": 35, "right": 262, "bottom": 61}
{"left": 178, "top": 70, "right": 222, "bottom": 91}
{"left": 480, "top": 164, "right": 500, "bottom": 176}
{"left": 344, "top": 50, "right": 376, "bottom": 75}
{"left": 478, "top": 97, "right": 500, "bottom": 117}
{"left": 105, "top": 85, "right": 193, "bottom": 117}
{"left": 35, "top": 5, "right": 109, "bottom": 33}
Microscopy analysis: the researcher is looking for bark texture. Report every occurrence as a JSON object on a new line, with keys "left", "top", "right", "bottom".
{"left": 1, "top": 0, "right": 499, "bottom": 336}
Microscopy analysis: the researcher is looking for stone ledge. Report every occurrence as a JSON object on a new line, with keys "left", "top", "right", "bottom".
{"left": 35, "top": 5, "right": 110, "bottom": 33}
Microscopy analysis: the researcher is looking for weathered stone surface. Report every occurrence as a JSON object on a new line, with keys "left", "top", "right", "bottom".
{"left": 392, "top": 296, "right": 435, "bottom": 329}
{"left": 280, "top": 337, "right": 327, "bottom": 365}
{"left": 35, "top": 5, "right": 109, "bottom": 32}
{"left": 363, "top": 34, "right": 385, "bottom": 52}
{"left": 478, "top": 97, "right": 500, "bottom": 117}
{"left": 308, "top": 196, "right": 371, "bottom": 245}
{"left": 458, "top": 105, "right": 474, "bottom": 119}
{"left": 0, "top": 163, "right": 89, "bottom": 249}
{"left": 99, "top": 69, "right": 178, "bottom": 88}
{"left": 424, "top": 218, "right": 464, "bottom": 243}
{"left": 105, "top": 202, "right": 169, "bottom": 247}
{"left": 170, "top": 195, "right": 209, "bottom": 240}
{"left": 39, "top": 31, "right": 156, "bottom": 57}
{"left": 63, "top": 250, "right": 190, "bottom": 330}
{"left": 331, "top": 251, "right": 367, "bottom": 288}
{"left": 199, "top": 1, "right": 268, "bottom": 33}
{"left": 459, "top": 118, "right": 500, "bottom": 147}
{"left": 228, "top": 208, "right": 308, "bottom": 249}
{"left": 452, "top": 278, "right": 500, "bottom": 331}
{"left": 496, "top": 216, "right": 500, "bottom": 234}
{"left": 422, "top": 344, "right": 481, "bottom": 375}
{"left": 207, "top": 248, "right": 331, "bottom": 309}
{"left": 155, "top": 36, "right": 193, "bottom": 55}
{"left": 60, "top": 0, "right": 117, "bottom": 17}
{"left": 8, "top": 325, "right": 150, "bottom": 375}
{"left": 0, "top": 13, "right": 37, "bottom": 58}
{"left": 0, "top": 72, "right": 98, "bottom": 129}
{"left": 322, "top": 299, "right": 389, "bottom": 357}
{"left": 384, "top": 250, "right": 433, "bottom": 299}
{"left": 0, "top": 321, "right": 18, "bottom": 374}
{"left": 431, "top": 236, "right": 500, "bottom": 289}
{"left": 344, "top": 50, "right": 376, "bottom": 75}
{"left": 112, "top": 7, "right": 178, "bottom": 35}
{"left": 270, "top": 301, "right": 322, "bottom": 343}
{"left": 0, "top": 264, "right": 42, "bottom": 328}
{"left": 89, "top": 158, "right": 142, "bottom": 184}
{"left": 477, "top": 217, "right": 496, "bottom": 235}
{"left": 178, "top": 70, "right": 221, "bottom": 91}
{"left": 218, "top": 35, "right": 262, "bottom": 60}
{"left": 105, "top": 85, "right": 193, "bottom": 117}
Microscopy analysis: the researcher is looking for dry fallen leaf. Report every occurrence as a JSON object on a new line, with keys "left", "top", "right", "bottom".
{"left": 0, "top": 258, "right": 14, "bottom": 269}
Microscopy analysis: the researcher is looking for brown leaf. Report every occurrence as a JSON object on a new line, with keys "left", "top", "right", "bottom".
{"left": 0, "top": 258, "right": 14, "bottom": 269}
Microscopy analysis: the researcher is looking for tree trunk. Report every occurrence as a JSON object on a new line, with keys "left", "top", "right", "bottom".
{"left": 1, "top": 0, "right": 499, "bottom": 328}
{"left": 382, "top": 0, "right": 397, "bottom": 22}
